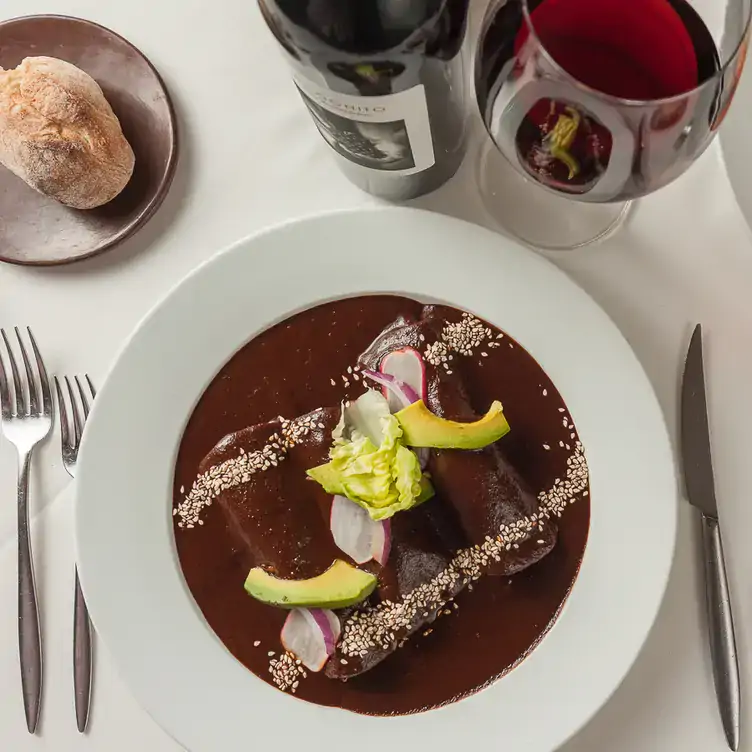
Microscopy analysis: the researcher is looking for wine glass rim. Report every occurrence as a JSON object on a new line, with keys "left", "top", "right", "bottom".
{"left": 520, "top": 0, "right": 752, "bottom": 107}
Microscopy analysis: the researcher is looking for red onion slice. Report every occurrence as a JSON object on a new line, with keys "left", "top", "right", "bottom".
{"left": 330, "top": 495, "right": 392, "bottom": 566}
{"left": 380, "top": 347, "right": 427, "bottom": 404}
{"left": 361, "top": 369, "right": 418, "bottom": 411}
{"left": 280, "top": 608, "right": 341, "bottom": 672}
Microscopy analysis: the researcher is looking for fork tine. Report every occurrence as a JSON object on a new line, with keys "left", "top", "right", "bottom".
{"left": 85, "top": 375, "right": 97, "bottom": 400}
{"left": 0, "top": 345, "right": 10, "bottom": 420}
{"left": 27, "top": 328, "right": 52, "bottom": 418}
{"left": 15, "top": 328, "right": 39, "bottom": 417}
{"left": 74, "top": 377, "right": 90, "bottom": 421}
{"left": 65, "top": 377, "right": 83, "bottom": 447}
{"left": 1, "top": 329, "right": 24, "bottom": 416}
{"left": 54, "top": 377, "right": 72, "bottom": 454}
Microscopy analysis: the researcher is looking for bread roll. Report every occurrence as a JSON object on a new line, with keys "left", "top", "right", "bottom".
{"left": 0, "top": 56, "right": 135, "bottom": 209}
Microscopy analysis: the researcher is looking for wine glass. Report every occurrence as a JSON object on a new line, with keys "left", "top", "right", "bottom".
{"left": 475, "top": 0, "right": 751, "bottom": 250}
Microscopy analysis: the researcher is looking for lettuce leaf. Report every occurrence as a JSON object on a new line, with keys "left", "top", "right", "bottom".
{"left": 307, "top": 390, "right": 433, "bottom": 520}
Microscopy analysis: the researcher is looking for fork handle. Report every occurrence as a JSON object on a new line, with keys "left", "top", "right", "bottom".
{"left": 18, "top": 449, "right": 42, "bottom": 733}
{"left": 73, "top": 568, "right": 92, "bottom": 732}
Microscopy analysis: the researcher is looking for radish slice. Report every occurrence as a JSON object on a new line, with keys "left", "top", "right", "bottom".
{"left": 280, "top": 608, "right": 341, "bottom": 672}
{"left": 330, "top": 495, "right": 392, "bottom": 566}
{"left": 309, "top": 608, "right": 340, "bottom": 655}
{"left": 371, "top": 518, "right": 392, "bottom": 566}
{"left": 323, "top": 610, "right": 341, "bottom": 650}
{"left": 361, "top": 369, "right": 418, "bottom": 411}
{"left": 330, "top": 495, "right": 375, "bottom": 564}
{"left": 380, "top": 347, "right": 427, "bottom": 406}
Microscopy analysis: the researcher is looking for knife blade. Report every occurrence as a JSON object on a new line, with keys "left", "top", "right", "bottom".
{"left": 681, "top": 324, "right": 718, "bottom": 517}
{"left": 680, "top": 324, "right": 741, "bottom": 751}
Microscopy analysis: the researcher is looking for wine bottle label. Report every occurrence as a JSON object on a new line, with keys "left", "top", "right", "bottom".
{"left": 293, "top": 73, "right": 436, "bottom": 175}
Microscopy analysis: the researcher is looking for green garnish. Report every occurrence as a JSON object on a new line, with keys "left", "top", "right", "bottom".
{"left": 307, "top": 390, "right": 433, "bottom": 521}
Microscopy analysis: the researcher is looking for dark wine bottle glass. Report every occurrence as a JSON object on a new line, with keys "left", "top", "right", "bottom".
{"left": 259, "top": 0, "right": 471, "bottom": 201}
{"left": 475, "top": 0, "right": 751, "bottom": 250}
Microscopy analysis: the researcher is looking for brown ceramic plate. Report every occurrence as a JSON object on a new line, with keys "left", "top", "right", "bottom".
{"left": 0, "top": 15, "right": 178, "bottom": 266}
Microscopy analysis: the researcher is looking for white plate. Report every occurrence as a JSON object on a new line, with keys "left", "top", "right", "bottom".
{"left": 75, "top": 208, "right": 676, "bottom": 752}
{"left": 720, "top": 61, "right": 752, "bottom": 234}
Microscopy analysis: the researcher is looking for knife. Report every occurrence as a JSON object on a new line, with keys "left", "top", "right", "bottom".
{"left": 681, "top": 324, "right": 741, "bottom": 751}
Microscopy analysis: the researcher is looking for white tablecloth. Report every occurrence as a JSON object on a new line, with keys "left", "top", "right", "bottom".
{"left": 3, "top": 0, "right": 752, "bottom": 749}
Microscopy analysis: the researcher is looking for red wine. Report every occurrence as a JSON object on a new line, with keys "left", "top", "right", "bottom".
{"left": 476, "top": 0, "right": 725, "bottom": 200}
{"left": 259, "top": 1, "right": 470, "bottom": 200}
{"left": 518, "top": 0, "right": 718, "bottom": 101}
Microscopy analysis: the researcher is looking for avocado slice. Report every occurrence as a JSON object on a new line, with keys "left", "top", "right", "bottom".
{"left": 244, "top": 559, "right": 377, "bottom": 609}
{"left": 396, "top": 399, "right": 510, "bottom": 449}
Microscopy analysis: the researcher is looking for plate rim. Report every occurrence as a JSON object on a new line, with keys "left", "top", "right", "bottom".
{"left": 75, "top": 206, "right": 677, "bottom": 752}
{"left": 0, "top": 13, "right": 179, "bottom": 267}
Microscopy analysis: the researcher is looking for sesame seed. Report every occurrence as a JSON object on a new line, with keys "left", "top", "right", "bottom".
{"left": 543, "top": 444, "right": 550, "bottom": 450}
{"left": 176, "top": 413, "right": 318, "bottom": 528}
{"left": 336, "top": 443, "right": 589, "bottom": 660}
{"left": 542, "top": 389, "right": 548, "bottom": 396}
{"left": 254, "top": 641, "right": 261, "bottom": 647}
{"left": 268, "top": 651, "right": 306, "bottom": 693}
{"left": 178, "top": 344, "right": 590, "bottom": 676}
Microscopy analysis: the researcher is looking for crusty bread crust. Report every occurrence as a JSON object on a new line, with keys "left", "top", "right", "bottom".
{"left": 0, "top": 56, "right": 135, "bottom": 209}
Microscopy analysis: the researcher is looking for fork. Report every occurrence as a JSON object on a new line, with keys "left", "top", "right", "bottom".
{"left": 54, "top": 375, "right": 96, "bottom": 734}
{"left": 0, "top": 328, "right": 53, "bottom": 734}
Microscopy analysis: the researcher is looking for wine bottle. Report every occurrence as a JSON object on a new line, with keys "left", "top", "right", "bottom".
{"left": 258, "top": 0, "right": 470, "bottom": 200}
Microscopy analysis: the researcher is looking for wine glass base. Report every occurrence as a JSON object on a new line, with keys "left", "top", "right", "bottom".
{"left": 477, "top": 139, "right": 632, "bottom": 251}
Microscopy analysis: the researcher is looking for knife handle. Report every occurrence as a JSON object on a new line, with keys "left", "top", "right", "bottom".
{"left": 73, "top": 568, "right": 92, "bottom": 733}
{"left": 701, "top": 514, "right": 741, "bottom": 751}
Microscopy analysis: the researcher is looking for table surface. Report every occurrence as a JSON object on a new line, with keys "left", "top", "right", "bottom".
{"left": 3, "top": 0, "right": 752, "bottom": 750}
